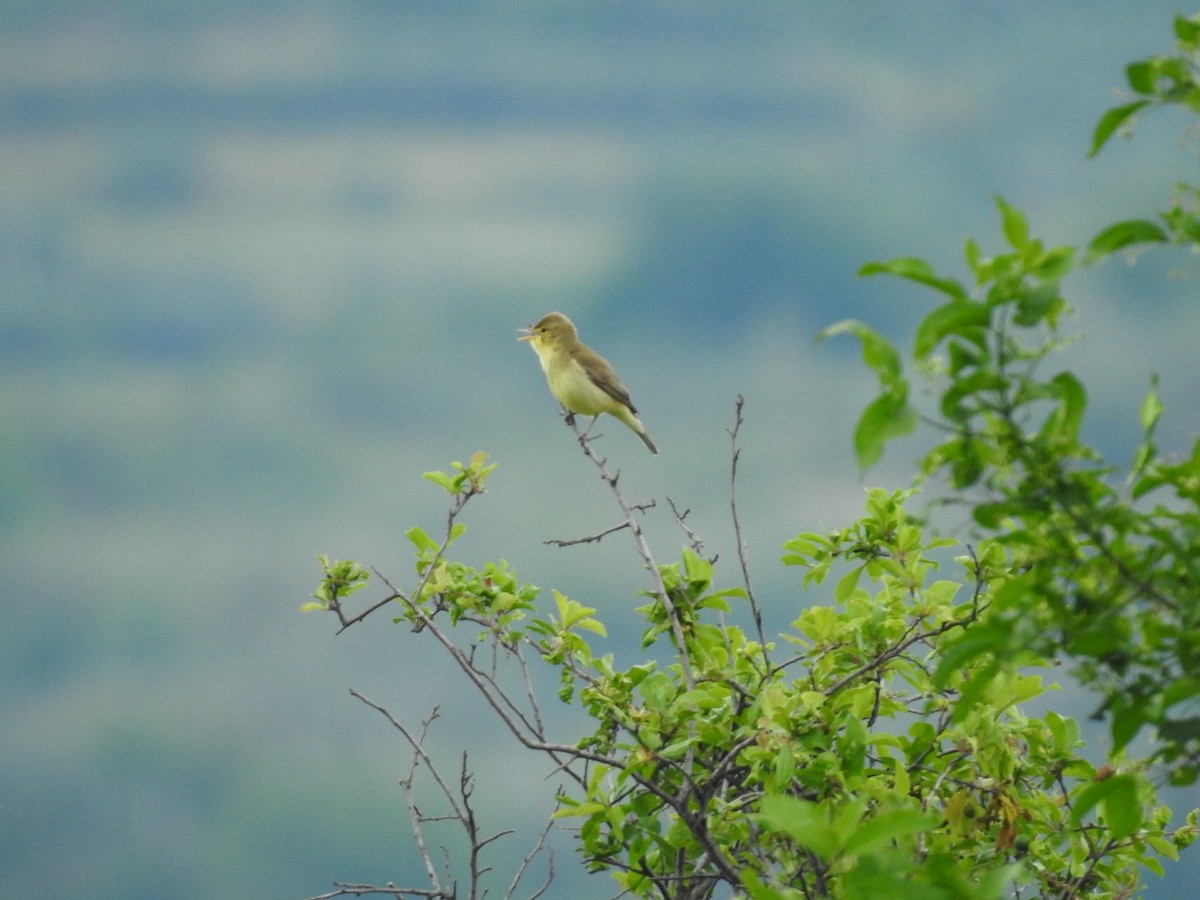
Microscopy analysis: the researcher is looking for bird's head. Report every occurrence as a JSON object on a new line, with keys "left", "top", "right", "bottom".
{"left": 518, "top": 312, "right": 578, "bottom": 350}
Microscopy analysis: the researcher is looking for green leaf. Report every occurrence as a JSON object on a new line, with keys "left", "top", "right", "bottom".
{"left": 844, "top": 808, "right": 939, "bottom": 856}
{"left": 756, "top": 796, "right": 841, "bottom": 860}
{"left": 924, "top": 580, "right": 962, "bottom": 609}
{"left": 423, "top": 469, "right": 459, "bottom": 493}
{"left": 1072, "top": 774, "right": 1143, "bottom": 839}
{"left": 817, "top": 319, "right": 904, "bottom": 387}
{"left": 1176, "top": 14, "right": 1200, "bottom": 50}
{"left": 1140, "top": 376, "right": 1164, "bottom": 433}
{"left": 553, "top": 590, "right": 604, "bottom": 635}
{"left": 1041, "top": 372, "right": 1087, "bottom": 445}
{"left": 995, "top": 196, "right": 1029, "bottom": 251}
{"left": 1029, "top": 244, "right": 1076, "bottom": 280}
{"left": 834, "top": 566, "right": 863, "bottom": 603}
{"left": 859, "top": 257, "right": 967, "bottom": 300}
{"left": 1012, "top": 282, "right": 1065, "bottom": 327}
{"left": 1126, "top": 60, "right": 1159, "bottom": 95}
{"left": 940, "top": 369, "right": 1006, "bottom": 422}
{"left": 976, "top": 864, "right": 1025, "bottom": 899}
{"left": 1086, "top": 219, "right": 1168, "bottom": 260}
{"left": 933, "top": 626, "right": 1009, "bottom": 689}
{"left": 1089, "top": 99, "right": 1151, "bottom": 157}
{"left": 681, "top": 546, "right": 713, "bottom": 587}
{"left": 1111, "top": 700, "right": 1147, "bottom": 752}
{"left": 1157, "top": 716, "right": 1200, "bottom": 743}
{"left": 950, "top": 660, "right": 1001, "bottom": 723}
{"left": 854, "top": 392, "right": 918, "bottom": 470}
{"left": 406, "top": 526, "right": 437, "bottom": 554}
{"left": 913, "top": 301, "right": 990, "bottom": 360}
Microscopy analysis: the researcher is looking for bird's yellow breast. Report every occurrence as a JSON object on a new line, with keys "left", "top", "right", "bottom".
{"left": 546, "top": 355, "right": 621, "bottom": 417}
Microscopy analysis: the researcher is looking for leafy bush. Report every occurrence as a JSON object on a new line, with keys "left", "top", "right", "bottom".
{"left": 305, "top": 15, "right": 1200, "bottom": 900}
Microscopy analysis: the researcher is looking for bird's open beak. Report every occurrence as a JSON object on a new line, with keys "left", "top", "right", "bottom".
{"left": 517, "top": 326, "right": 534, "bottom": 342}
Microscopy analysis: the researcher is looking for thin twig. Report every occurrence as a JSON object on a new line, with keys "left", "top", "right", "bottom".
{"left": 562, "top": 413, "right": 697, "bottom": 693}
{"left": 335, "top": 592, "right": 406, "bottom": 633}
{"left": 308, "top": 882, "right": 448, "bottom": 899}
{"left": 340, "top": 487, "right": 479, "bottom": 635}
{"left": 728, "top": 396, "right": 767, "bottom": 654}
{"left": 368, "top": 572, "right": 646, "bottom": 786}
{"left": 350, "top": 694, "right": 467, "bottom": 824}
{"left": 505, "top": 808, "right": 557, "bottom": 900}
{"left": 544, "top": 520, "right": 631, "bottom": 547}
{"left": 666, "top": 496, "right": 709, "bottom": 560}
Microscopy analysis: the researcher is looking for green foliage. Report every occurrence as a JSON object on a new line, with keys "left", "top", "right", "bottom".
{"left": 833, "top": 16, "right": 1200, "bottom": 788}
{"left": 816, "top": 321, "right": 917, "bottom": 470}
{"left": 316, "top": 474, "right": 1195, "bottom": 897}
{"left": 302, "top": 555, "right": 370, "bottom": 612}
{"left": 1087, "top": 13, "right": 1200, "bottom": 259}
{"left": 422, "top": 450, "right": 499, "bottom": 496}
{"left": 309, "top": 16, "right": 1200, "bottom": 899}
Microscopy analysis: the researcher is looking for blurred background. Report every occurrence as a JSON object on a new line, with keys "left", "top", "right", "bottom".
{"left": 3, "top": 3, "right": 1198, "bottom": 898}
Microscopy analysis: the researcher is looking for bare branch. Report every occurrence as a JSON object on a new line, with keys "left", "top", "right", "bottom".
{"left": 350, "top": 694, "right": 467, "bottom": 824}
{"left": 543, "top": 519, "right": 631, "bottom": 547}
{"left": 504, "top": 808, "right": 557, "bottom": 900}
{"left": 728, "top": 395, "right": 767, "bottom": 655}
{"left": 367, "top": 568, "right": 634, "bottom": 771}
{"left": 561, "top": 412, "right": 697, "bottom": 693}
{"left": 665, "top": 496, "right": 710, "bottom": 561}
{"left": 333, "top": 591, "right": 406, "bottom": 633}
{"left": 308, "top": 882, "right": 449, "bottom": 899}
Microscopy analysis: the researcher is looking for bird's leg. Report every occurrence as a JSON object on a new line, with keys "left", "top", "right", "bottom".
{"left": 581, "top": 416, "right": 601, "bottom": 439}
{"left": 561, "top": 407, "right": 576, "bottom": 427}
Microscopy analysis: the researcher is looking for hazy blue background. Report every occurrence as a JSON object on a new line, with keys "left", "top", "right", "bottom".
{"left": 4, "top": 3, "right": 1199, "bottom": 898}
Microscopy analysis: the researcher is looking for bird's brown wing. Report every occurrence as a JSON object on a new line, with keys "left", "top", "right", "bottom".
{"left": 577, "top": 348, "right": 638, "bottom": 414}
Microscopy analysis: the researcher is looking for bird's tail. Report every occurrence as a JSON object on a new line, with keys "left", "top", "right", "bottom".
{"left": 637, "top": 429, "right": 659, "bottom": 455}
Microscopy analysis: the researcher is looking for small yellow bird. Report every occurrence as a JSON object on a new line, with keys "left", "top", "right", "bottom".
{"left": 519, "top": 312, "right": 658, "bottom": 454}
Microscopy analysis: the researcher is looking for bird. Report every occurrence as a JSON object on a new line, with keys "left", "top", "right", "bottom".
{"left": 519, "top": 312, "right": 658, "bottom": 454}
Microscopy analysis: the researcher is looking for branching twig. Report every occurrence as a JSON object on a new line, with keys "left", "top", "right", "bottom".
{"left": 365, "top": 571, "right": 647, "bottom": 791}
{"left": 666, "top": 496, "right": 710, "bottom": 561}
{"left": 308, "top": 882, "right": 446, "bottom": 899}
{"left": 336, "top": 487, "right": 480, "bottom": 635}
{"left": 728, "top": 396, "right": 768, "bottom": 655}
{"left": 351, "top": 694, "right": 467, "bottom": 825}
{"left": 562, "top": 412, "right": 697, "bottom": 693}
{"left": 506, "top": 811, "right": 557, "bottom": 900}
{"left": 544, "top": 519, "right": 631, "bottom": 547}
{"left": 340, "top": 692, "right": 559, "bottom": 900}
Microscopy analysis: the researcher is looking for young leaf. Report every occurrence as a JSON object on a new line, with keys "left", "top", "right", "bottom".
{"left": 913, "top": 301, "right": 990, "bottom": 361}
{"left": 859, "top": 257, "right": 966, "bottom": 300}
{"left": 818, "top": 319, "right": 904, "bottom": 387}
{"left": 845, "top": 809, "right": 939, "bottom": 856}
{"left": 1086, "top": 219, "right": 1168, "bottom": 261}
{"left": 1140, "top": 376, "right": 1164, "bottom": 433}
{"left": 756, "top": 795, "right": 841, "bottom": 860}
{"left": 1072, "top": 774, "right": 1143, "bottom": 839}
{"left": 1041, "top": 371, "right": 1087, "bottom": 445}
{"left": 995, "top": 196, "right": 1029, "bottom": 252}
{"left": 423, "top": 469, "right": 459, "bottom": 494}
{"left": 1177, "top": 13, "right": 1200, "bottom": 50}
{"left": 1088, "top": 99, "right": 1151, "bottom": 157}
{"left": 854, "top": 392, "right": 917, "bottom": 471}
{"left": 834, "top": 566, "right": 863, "bottom": 604}
{"left": 406, "top": 526, "right": 438, "bottom": 554}
{"left": 1126, "top": 60, "right": 1159, "bottom": 95}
